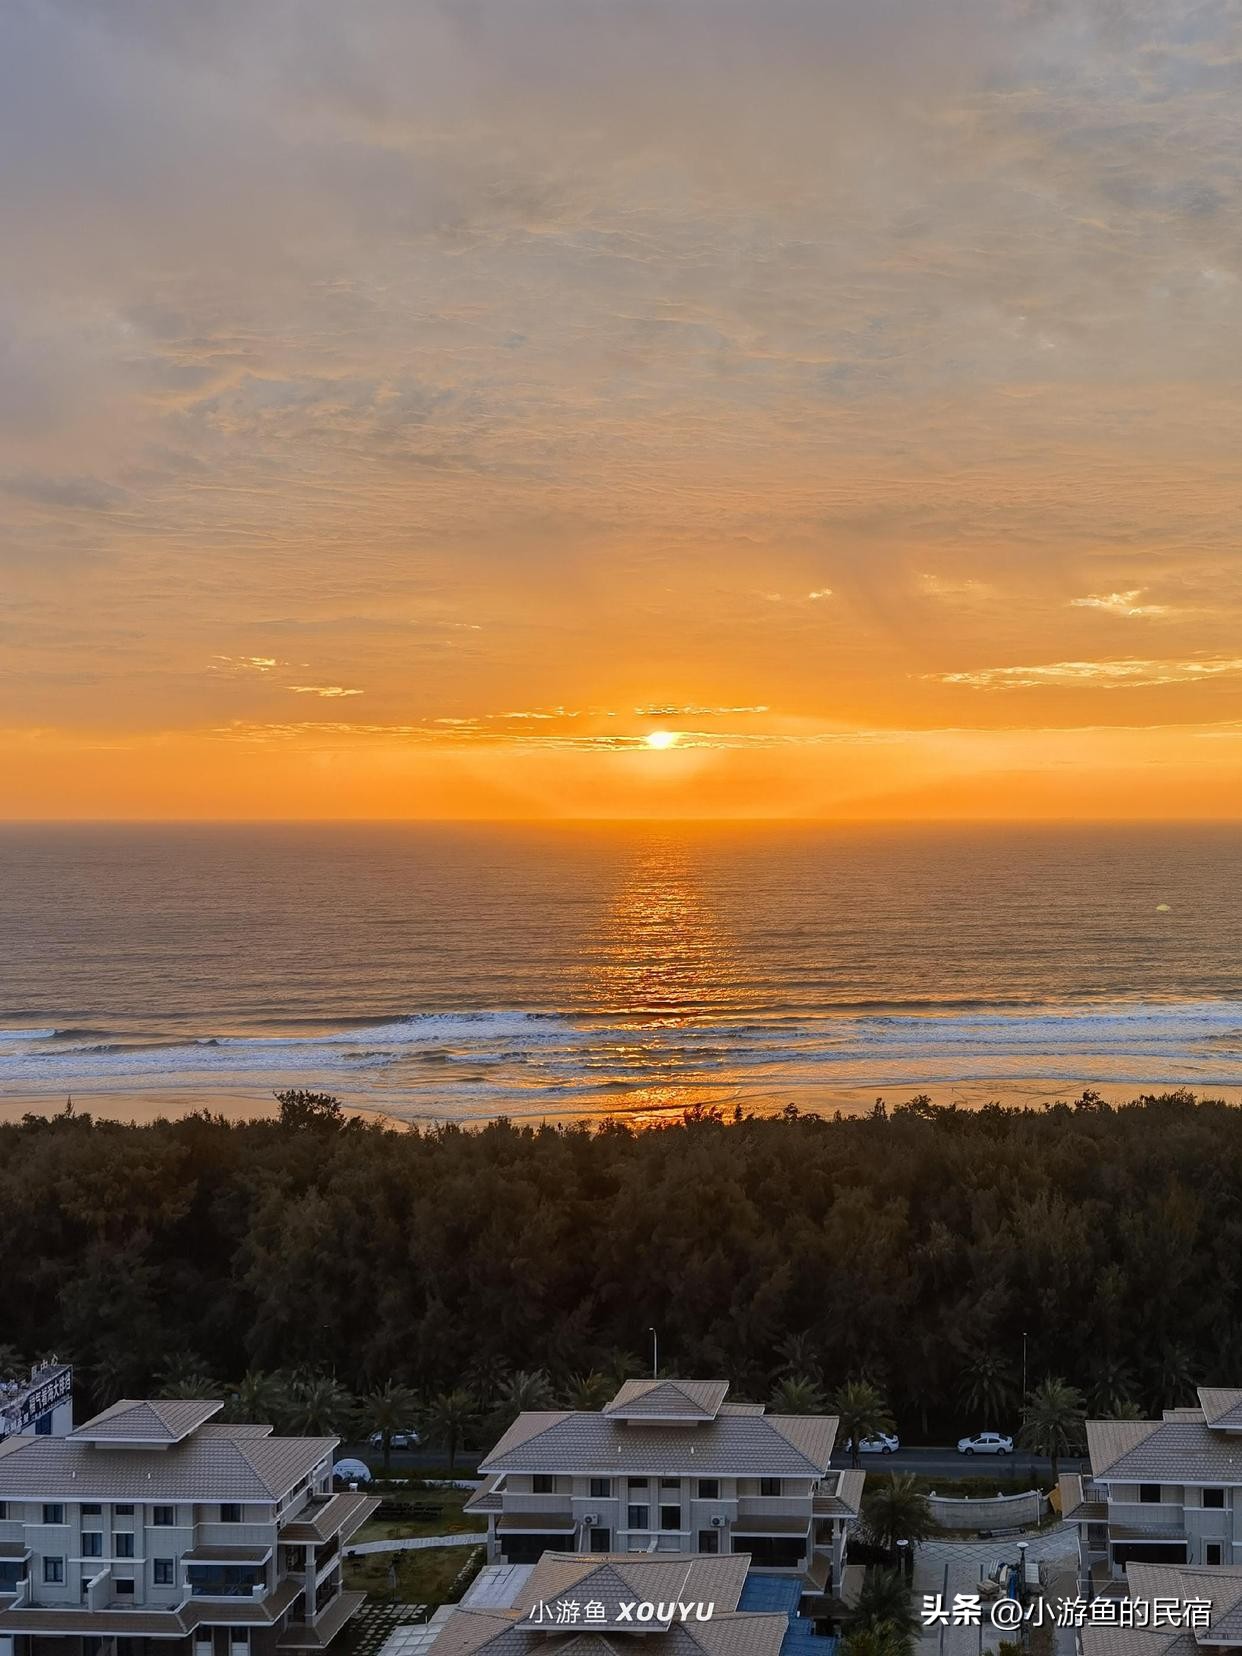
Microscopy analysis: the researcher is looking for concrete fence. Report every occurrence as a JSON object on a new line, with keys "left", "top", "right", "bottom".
{"left": 927, "top": 1488, "right": 1048, "bottom": 1531}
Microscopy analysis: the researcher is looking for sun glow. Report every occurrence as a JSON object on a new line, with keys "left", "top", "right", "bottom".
{"left": 645, "top": 729, "right": 680, "bottom": 750}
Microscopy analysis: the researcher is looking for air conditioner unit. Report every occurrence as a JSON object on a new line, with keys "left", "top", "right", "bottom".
{"left": 710, "top": 1515, "right": 725, "bottom": 1528}
{"left": 582, "top": 1515, "right": 598, "bottom": 1526}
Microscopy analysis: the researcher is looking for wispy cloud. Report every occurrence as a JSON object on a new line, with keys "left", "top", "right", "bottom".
{"left": 1069, "top": 590, "right": 1172, "bottom": 618}
{"left": 287, "top": 684, "right": 363, "bottom": 698}
{"left": 932, "top": 658, "right": 1242, "bottom": 690}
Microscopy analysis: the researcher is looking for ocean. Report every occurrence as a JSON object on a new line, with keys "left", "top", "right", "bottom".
{"left": 1, "top": 822, "right": 1240, "bottom": 1124}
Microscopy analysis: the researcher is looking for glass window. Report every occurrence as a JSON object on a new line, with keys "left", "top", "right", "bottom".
{"left": 759, "top": 1478, "right": 781, "bottom": 1498}
{"left": 627, "top": 1476, "right": 648, "bottom": 1490}
{"left": 43, "top": 1504, "right": 66, "bottom": 1525}
{"left": 659, "top": 1505, "right": 681, "bottom": 1530}
{"left": 44, "top": 1557, "right": 66, "bottom": 1584}
{"left": 697, "top": 1479, "right": 720, "bottom": 1500}
{"left": 82, "top": 1532, "right": 103, "bottom": 1558}
{"left": 1207, "top": 1544, "right": 1223, "bottom": 1566}
{"left": 115, "top": 1533, "right": 135, "bottom": 1558}
{"left": 589, "top": 1527, "right": 611, "bottom": 1553}
{"left": 115, "top": 1506, "right": 135, "bottom": 1517}
{"left": 626, "top": 1504, "right": 649, "bottom": 1530}
{"left": 1205, "top": 1488, "right": 1226, "bottom": 1509}
{"left": 115, "top": 1579, "right": 136, "bottom": 1597}
{"left": 698, "top": 1529, "right": 720, "bottom": 1554}
{"left": 1139, "top": 1484, "right": 1161, "bottom": 1504}
{"left": 531, "top": 1475, "right": 554, "bottom": 1494}
{"left": 220, "top": 1504, "right": 242, "bottom": 1524}
{"left": 589, "top": 1478, "right": 611, "bottom": 1499}
{"left": 660, "top": 1478, "right": 679, "bottom": 1489}
{"left": 154, "top": 1559, "right": 176, "bottom": 1585}
{"left": 81, "top": 1505, "right": 102, "bottom": 1516}
{"left": 152, "top": 1506, "right": 175, "bottom": 1526}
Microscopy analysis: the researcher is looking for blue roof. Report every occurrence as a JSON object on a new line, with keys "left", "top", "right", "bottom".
{"left": 738, "top": 1575, "right": 838, "bottom": 1656}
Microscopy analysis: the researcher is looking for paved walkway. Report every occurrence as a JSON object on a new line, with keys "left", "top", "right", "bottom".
{"left": 914, "top": 1530, "right": 1078, "bottom": 1656}
{"left": 349, "top": 1532, "right": 488, "bottom": 1555}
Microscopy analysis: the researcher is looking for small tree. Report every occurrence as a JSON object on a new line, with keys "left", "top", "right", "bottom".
{"left": 847, "top": 1569, "right": 918, "bottom": 1656}
{"left": 770, "top": 1374, "right": 827, "bottom": 1415}
{"left": 862, "top": 1474, "right": 937, "bottom": 1562}
{"left": 830, "top": 1379, "right": 896, "bottom": 1469}
{"left": 423, "top": 1389, "right": 479, "bottom": 1475}
{"left": 1019, "top": 1376, "right": 1086, "bottom": 1485}
{"left": 273, "top": 1090, "right": 346, "bottom": 1131}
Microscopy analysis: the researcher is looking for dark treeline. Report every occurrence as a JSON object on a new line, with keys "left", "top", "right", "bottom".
{"left": 2, "top": 1089, "right": 1239, "bottom": 1434}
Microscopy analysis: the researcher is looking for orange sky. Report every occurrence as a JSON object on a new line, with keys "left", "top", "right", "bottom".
{"left": 3, "top": 2, "right": 1242, "bottom": 819}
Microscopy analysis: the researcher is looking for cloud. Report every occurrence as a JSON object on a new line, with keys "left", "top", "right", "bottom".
{"left": 932, "top": 657, "right": 1242, "bottom": 690}
{"left": 1069, "top": 589, "right": 1172, "bottom": 617}
{"left": 287, "top": 684, "right": 363, "bottom": 698}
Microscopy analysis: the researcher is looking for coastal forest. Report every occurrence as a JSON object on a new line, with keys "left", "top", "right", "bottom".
{"left": 1, "top": 1090, "right": 1238, "bottom": 1444}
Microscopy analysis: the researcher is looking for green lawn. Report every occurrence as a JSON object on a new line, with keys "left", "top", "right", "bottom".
{"left": 344, "top": 1543, "right": 483, "bottom": 1608}
{"left": 351, "top": 1486, "right": 481, "bottom": 1542}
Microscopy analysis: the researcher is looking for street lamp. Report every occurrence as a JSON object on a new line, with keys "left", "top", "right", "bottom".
{"left": 1022, "top": 1331, "right": 1028, "bottom": 1399}
{"left": 649, "top": 1327, "right": 659, "bottom": 1378}
{"left": 896, "top": 1538, "right": 909, "bottom": 1581}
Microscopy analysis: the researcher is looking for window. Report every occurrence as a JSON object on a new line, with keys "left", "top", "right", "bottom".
{"left": 626, "top": 1504, "right": 649, "bottom": 1530}
{"left": 115, "top": 1533, "right": 135, "bottom": 1558}
{"left": 152, "top": 1506, "right": 175, "bottom": 1527}
{"left": 82, "top": 1532, "right": 103, "bottom": 1558}
{"left": 531, "top": 1475, "right": 554, "bottom": 1495}
{"left": 697, "top": 1479, "right": 720, "bottom": 1500}
{"left": 219, "top": 1504, "right": 242, "bottom": 1524}
{"left": 589, "top": 1527, "right": 611, "bottom": 1554}
{"left": 589, "top": 1478, "right": 612, "bottom": 1499}
{"left": 759, "top": 1478, "right": 781, "bottom": 1498}
{"left": 44, "top": 1557, "right": 66, "bottom": 1584}
{"left": 115, "top": 1506, "right": 134, "bottom": 1517}
{"left": 1207, "top": 1544, "right": 1223, "bottom": 1567}
{"left": 0, "top": 1502, "right": 5, "bottom": 1520}
{"left": 115, "top": 1579, "right": 136, "bottom": 1597}
{"left": 660, "top": 1478, "right": 680, "bottom": 1490}
{"left": 627, "top": 1476, "right": 648, "bottom": 1490}
{"left": 1139, "top": 1484, "right": 1161, "bottom": 1504}
{"left": 81, "top": 1504, "right": 102, "bottom": 1516}
{"left": 154, "top": 1560, "right": 175, "bottom": 1586}
{"left": 659, "top": 1505, "right": 681, "bottom": 1531}
{"left": 697, "top": 1529, "right": 720, "bottom": 1555}
{"left": 1205, "top": 1488, "right": 1226, "bottom": 1509}
{"left": 43, "top": 1503, "right": 66, "bottom": 1525}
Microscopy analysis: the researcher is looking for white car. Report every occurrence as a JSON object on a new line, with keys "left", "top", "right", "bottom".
{"left": 849, "top": 1433, "right": 900, "bottom": 1454}
{"left": 368, "top": 1429, "right": 420, "bottom": 1450}
{"left": 957, "top": 1431, "right": 1014, "bottom": 1455}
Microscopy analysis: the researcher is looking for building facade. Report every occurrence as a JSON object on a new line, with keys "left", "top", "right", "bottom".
{"left": 0, "top": 1367, "right": 74, "bottom": 1445}
{"left": 1062, "top": 1389, "right": 1242, "bottom": 1591}
{"left": 464, "top": 1379, "right": 862, "bottom": 1603}
{"left": 0, "top": 1398, "right": 378, "bottom": 1656}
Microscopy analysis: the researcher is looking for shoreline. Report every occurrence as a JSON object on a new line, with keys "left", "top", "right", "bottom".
{"left": 3, "top": 1074, "right": 1238, "bottom": 1130}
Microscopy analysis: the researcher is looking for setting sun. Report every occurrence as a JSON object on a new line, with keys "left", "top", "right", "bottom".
{"left": 645, "top": 730, "right": 680, "bottom": 751}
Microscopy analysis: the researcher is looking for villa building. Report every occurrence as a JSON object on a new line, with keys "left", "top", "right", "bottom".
{"left": 463, "top": 1379, "right": 862, "bottom": 1606}
{"left": 0, "top": 1367, "right": 73, "bottom": 1445}
{"left": 0, "top": 1397, "right": 378, "bottom": 1656}
{"left": 1078, "top": 1561, "right": 1242, "bottom": 1656}
{"left": 1061, "top": 1389, "right": 1242, "bottom": 1590}
{"left": 424, "top": 1550, "right": 789, "bottom": 1655}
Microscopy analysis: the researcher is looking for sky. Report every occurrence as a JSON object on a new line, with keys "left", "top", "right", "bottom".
{"left": 3, "top": 0, "right": 1242, "bottom": 820}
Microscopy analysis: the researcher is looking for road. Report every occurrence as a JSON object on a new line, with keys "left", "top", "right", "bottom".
{"left": 342, "top": 1441, "right": 1086, "bottom": 1484}
{"left": 830, "top": 1444, "right": 1088, "bottom": 1481}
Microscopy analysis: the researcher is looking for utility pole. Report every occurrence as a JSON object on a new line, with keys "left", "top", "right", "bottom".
{"left": 649, "top": 1327, "right": 658, "bottom": 1378}
{"left": 1022, "top": 1330, "right": 1028, "bottom": 1399}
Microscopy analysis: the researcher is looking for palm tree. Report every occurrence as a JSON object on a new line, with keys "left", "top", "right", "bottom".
{"left": 157, "top": 1375, "right": 222, "bottom": 1400}
{"left": 955, "top": 1348, "right": 1016, "bottom": 1431}
{"left": 154, "top": 1352, "right": 214, "bottom": 1393}
{"left": 422, "top": 1389, "right": 479, "bottom": 1475}
{"left": 225, "top": 1370, "right": 285, "bottom": 1427}
{"left": 774, "top": 1331, "right": 821, "bottom": 1380}
{"left": 492, "top": 1369, "right": 556, "bottom": 1428}
{"left": 562, "top": 1371, "right": 613, "bottom": 1411}
{"left": 770, "top": 1374, "right": 827, "bottom": 1415}
{"left": 841, "top": 1625, "right": 913, "bottom": 1656}
{"left": 287, "top": 1375, "right": 356, "bottom": 1437}
{"left": 364, "top": 1380, "right": 421, "bottom": 1475}
{"left": 830, "top": 1379, "right": 896, "bottom": 1470}
{"left": 1087, "top": 1358, "right": 1139, "bottom": 1419}
{"left": 862, "top": 1474, "right": 937, "bottom": 1560}
{"left": 1019, "top": 1377, "right": 1086, "bottom": 1485}
{"left": 598, "top": 1348, "right": 643, "bottom": 1388}
{"left": 848, "top": 1569, "right": 918, "bottom": 1655}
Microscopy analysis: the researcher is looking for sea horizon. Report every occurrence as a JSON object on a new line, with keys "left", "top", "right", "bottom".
{"left": 2, "top": 820, "right": 1240, "bottom": 1127}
